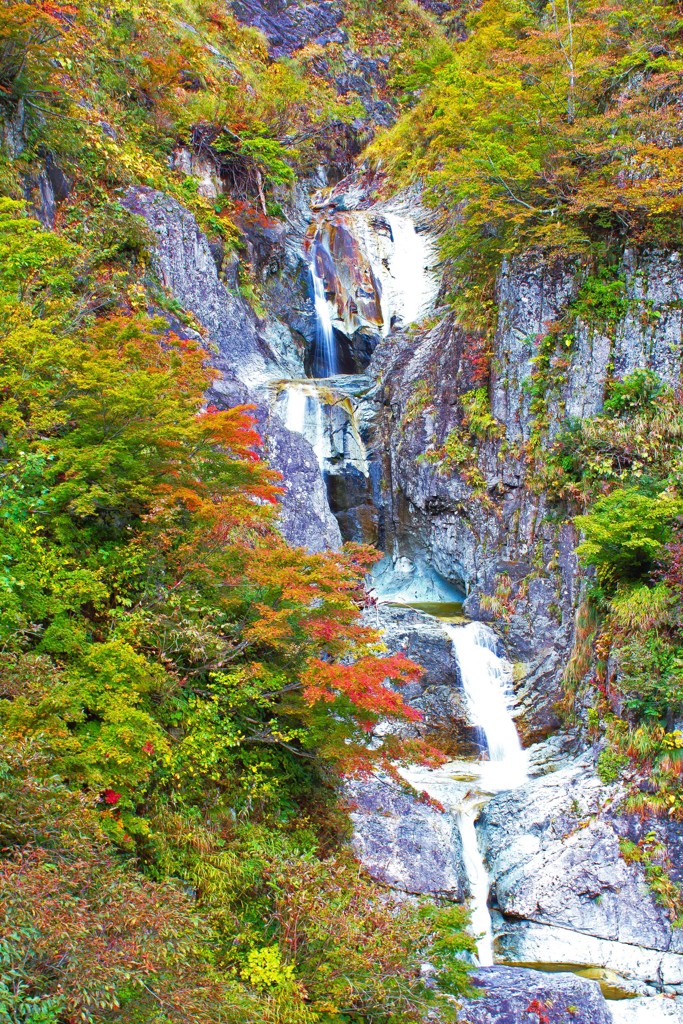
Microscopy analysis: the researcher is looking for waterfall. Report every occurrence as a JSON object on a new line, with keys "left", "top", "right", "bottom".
{"left": 399, "top": 617, "right": 527, "bottom": 968}
{"left": 445, "top": 621, "right": 528, "bottom": 792}
{"left": 385, "top": 213, "right": 435, "bottom": 327}
{"left": 448, "top": 619, "right": 527, "bottom": 966}
{"left": 310, "top": 245, "right": 338, "bottom": 378}
{"left": 282, "top": 382, "right": 326, "bottom": 470}
{"left": 458, "top": 799, "right": 494, "bottom": 967}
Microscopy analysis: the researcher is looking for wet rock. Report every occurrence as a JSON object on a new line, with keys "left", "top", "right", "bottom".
{"left": 367, "top": 603, "right": 473, "bottom": 742}
{"left": 479, "top": 757, "right": 683, "bottom": 993}
{"left": 23, "top": 153, "right": 71, "bottom": 229}
{"left": 305, "top": 202, "right": 439, "bottom": 371}
{"left": 347, "top": 774, "right": 467, "bottom": 897}
{"left": 24, "top": 171, "right": 57, "bottom": 229}
{"left": 271, "top": 377, "right": 378, "bottom": 542}
{"left": 458, "top": 966, "right": 613, "bottom": 1024}
{"left": 309, "top": 215, "right": 385, "bottom": 345}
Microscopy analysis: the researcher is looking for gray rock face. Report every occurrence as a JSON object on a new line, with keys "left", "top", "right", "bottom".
{"left": 123, "top": 186, "right": 303, "bottom": 389}
{"left": 125, "top": 187, "right": 339, "bottom": 552}
{"left": 370, "top": 312, "right": 580, "bottom": 741}
{"left": 230, "top": 0, "right": 345, "bottom": 57}
{"left": 479, "top": 757, "right": 683, "bottom": 993}
{"left": 614, "top": 249, "right": 683, "bottom": 387}
{"left": 492, "top": 254, "right": 579, "bottom": 442}
{"left": 458, "top": 966, "right": 613, "bottom": 1024}
{"left": 347, "top": 775, "right": 466, "bottom": 897}
{"left": 492, "top": 250, "right": 683, "bottom": 444}
{"left": 369, "top": 239, "right": 683, "bottom": 739}
{"left": 266, "top": 409, "right": 342, "bottom": 551}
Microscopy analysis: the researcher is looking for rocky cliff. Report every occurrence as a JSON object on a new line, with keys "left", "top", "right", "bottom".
{"left": 127, "top": 157, "right": 683, "bottom": 1018}
{"left": 112, "top": 6, "right": 683, "bottom": 1018}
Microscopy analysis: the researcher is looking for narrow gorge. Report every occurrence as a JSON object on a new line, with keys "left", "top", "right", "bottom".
{"left": 125, "top": 145, "right": 683, "bottom": 1020}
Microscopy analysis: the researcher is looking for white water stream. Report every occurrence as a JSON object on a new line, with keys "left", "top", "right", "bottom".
{"left": 310, "top": 246, "right": 338, "bottom": 378}
{"left": 400, "top": 620, "right": 527, "bottom": 966}
{"left": 458, "top": 798, "right": 495, "bottom": 965}
{"left": 281, "top": 382, "right": 326, "bottom": 469}
{"left": 385, "top": 213, "right": 436, "bottom": 327}
{"left": 445, "top": 622, "right": 528, "bottom": 792}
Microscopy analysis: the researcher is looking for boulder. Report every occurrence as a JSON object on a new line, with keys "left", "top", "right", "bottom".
{"left": 480, "top": 757, "right": 683, "bottom": 993}
{"left": 609, "top": 995, "right": 683, "bottom": 1023}
{"left": 457, "top": 966, "right": 612, "bottom": 1024}
{"left": 347, "top": 774, "right": 467, "bottom": 898}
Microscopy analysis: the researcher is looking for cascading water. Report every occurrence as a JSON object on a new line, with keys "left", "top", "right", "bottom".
{"left": 399, "top": 618, "right": 527, "bottom": 967}
{"left": 445, "top": 621, "right": 528, "bottom": 791}
{"left": 385, "top": 213, "right": 436, "bottom": 327}
{"left": 458, "top": 799, "right": 495, "bottom": 966}
{"left": 310, "top": 244, "right": 338, "bottom": 378}
{"left": 280, "top": 382, "right": 326, "bottom": 470}
{"left": 298, "top": 208, "right": 521, "bottom": 965}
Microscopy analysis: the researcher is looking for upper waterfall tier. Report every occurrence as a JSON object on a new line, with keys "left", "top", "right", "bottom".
{"left": 305, "top": 207, "right": 438, "bottom": 374}
{"left": 310, "top": 244, "right": 340, "bottom": 378}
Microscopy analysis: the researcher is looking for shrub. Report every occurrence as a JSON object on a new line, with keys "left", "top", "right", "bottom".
{"left": 576, "top": 488, "right": 683, "bottom": 587}
{"left": 603, "top": 370, "right": 666, "bottom": 418}
{"left": 597, "top": 747, "right": 628, "bottom": 784}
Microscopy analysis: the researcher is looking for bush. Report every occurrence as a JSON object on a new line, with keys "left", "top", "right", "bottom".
{"left": 615, "top": 632, "right": 683, "bottom": 721}
{"left": 576, "top": 488, "right": 683, "bottom": 587}
{"left": 603, "top": 369, "right": 665, "bottom": 417}
{"left": 597, "top": 747, "right": 628, "bottom": 784}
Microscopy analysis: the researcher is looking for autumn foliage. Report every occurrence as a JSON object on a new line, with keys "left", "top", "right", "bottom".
{"left": 0, "top": 198, "right": 470, "bottom": 1021}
